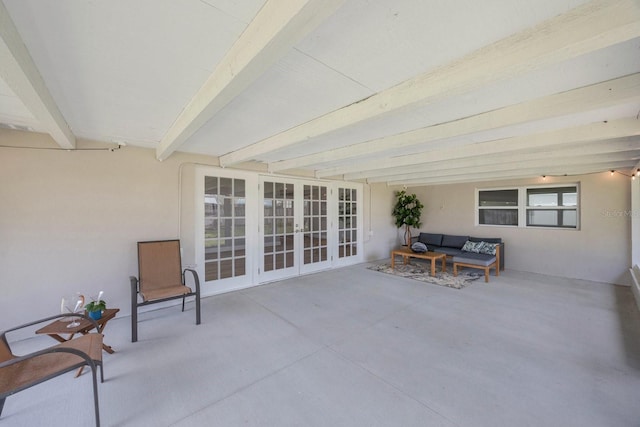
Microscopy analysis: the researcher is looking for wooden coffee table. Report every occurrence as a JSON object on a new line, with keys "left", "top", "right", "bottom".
{"left": 391, "top": 247, "right": 447, "bottom": 276}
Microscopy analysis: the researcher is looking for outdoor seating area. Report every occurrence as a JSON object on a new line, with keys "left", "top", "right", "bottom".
{"left": 1, "top": 1, "right": 639, "bottom": 426}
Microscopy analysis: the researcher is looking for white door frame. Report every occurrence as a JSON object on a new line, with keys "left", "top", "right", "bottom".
{"left": 195, "top": 167, "right": 363, "bottom": 290}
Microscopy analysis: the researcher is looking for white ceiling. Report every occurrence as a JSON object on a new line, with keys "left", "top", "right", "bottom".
{"left": 1, "top": 0, "right": 639, "bottom": 186}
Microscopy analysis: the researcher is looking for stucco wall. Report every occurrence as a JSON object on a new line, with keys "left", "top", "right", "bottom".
{"left": 408, "top": 174, "right": 632, "bottom": 285}
{"left": 0, "top": 131, "right": 385, "bottom": 329}
{"left": 0, "top": 131, "right": 217, "bottom": 329}
{"left": 1, "top": 129, "right": 633, "bottom": 331}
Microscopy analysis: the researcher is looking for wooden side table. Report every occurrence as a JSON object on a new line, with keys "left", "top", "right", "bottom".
{"left": 36, "top": 308, "right": 119, "bottom": 376}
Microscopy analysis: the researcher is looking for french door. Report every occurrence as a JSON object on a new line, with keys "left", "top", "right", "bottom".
{"left": 259, "top": 177, "right": 332, "bottom": 282}
{"left": 197, "top": 167, "right": 362, "bottom": 292}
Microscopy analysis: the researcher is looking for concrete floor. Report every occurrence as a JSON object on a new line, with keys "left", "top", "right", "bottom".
{"left": 3, "top": 263, "right": 640, "bottom": 426}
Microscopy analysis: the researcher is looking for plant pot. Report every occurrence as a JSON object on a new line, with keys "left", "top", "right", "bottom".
{"left": 88, "top": 310, "right": 102, "bottom": 320}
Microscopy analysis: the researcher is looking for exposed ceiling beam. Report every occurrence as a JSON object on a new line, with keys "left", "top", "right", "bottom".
{"left": 383, "top": 151, "right": 639, "bottom": 185}
{"left": 0, "top": 0, "right": 75, "bottom": 149}
{"left": 390, "top": 160, "right": 637, "bottom": 187}
{"left": 288, "top": 73, "right": 640, "bottom": 175}
{"left": 221, "top": 0, "right": 640, "bottom": 167}
{"left": 156, "top": 0, "right": 346, "bottom": 161}
{"left": 339, "top": 118, "right": 640, "bottom": 180}
{"left": 320, "top": 112, "right": 640, "bottom": 180}
{"left": 364, "top": 139, "right": 640, "bottom": 183}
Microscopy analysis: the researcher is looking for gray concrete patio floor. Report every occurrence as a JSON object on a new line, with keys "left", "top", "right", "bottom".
{"left": 3, "top": 263, "right": 640, "bottom": 426}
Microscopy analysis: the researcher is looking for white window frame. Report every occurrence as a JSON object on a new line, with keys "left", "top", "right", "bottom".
{"left": 476, "top": 183, "right": 580, "bottom": 230}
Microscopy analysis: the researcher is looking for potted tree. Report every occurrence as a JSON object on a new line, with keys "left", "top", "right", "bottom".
{"left": 392, "top": 190, "right": 424, "bottom": 247}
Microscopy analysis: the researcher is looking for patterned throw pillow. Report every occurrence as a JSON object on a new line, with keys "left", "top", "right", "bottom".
{"left": 411, "top": 242, "right": 428, "bottom": 253}
{"left": 478, "top": 242, "right": 497, "bottom": 255}
{"left": 461, "top": 240, "right": 482, "bottom": 253}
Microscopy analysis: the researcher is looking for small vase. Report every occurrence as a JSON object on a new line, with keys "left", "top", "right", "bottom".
{"left": 88, "top": 310, "right": 102, "bottom": 320}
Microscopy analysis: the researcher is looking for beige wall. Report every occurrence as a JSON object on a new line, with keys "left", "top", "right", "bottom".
{"left": 0, "top": 130, "right": 218, "bottom": 329}
{"left": 362, "top": 183, "right": 402, "bottom": 262}
{"left": 0, "top": 131, "right": 389, "bottom": 329}
{"left": 408, "top": 173, "right": 632, "bottom": 285}
{"left": 1, "top": 129, "right": 633, "bottom": 331}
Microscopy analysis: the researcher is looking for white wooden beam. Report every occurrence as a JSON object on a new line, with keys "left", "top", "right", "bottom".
{"left": 0, "top": 1, "right": 75, "bottom": 149}
{"left": 156, "top": 0, "right": 345, "bottom": 161}
{"left": 319, "top": 101, "right": 640, "bottom": 179}
{"left": 365, "top": 139, "right": 640, "bottom": 183}
{"left": 389, "top": 160, "right": 637, "bottom": 187}
{"left": 339, "top": 118, "right": 640, "bottom": 180}
{"left": 294, "top": 73, "right": 640, "bottom": 175}
{"left": 383, "top": 151, "right": 639, "bottom": 185}
{"left": 222, "top": 0, "right": 640, "bottom": 167}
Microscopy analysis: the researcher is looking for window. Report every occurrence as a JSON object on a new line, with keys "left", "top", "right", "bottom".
{"left": 526, "top": 187, "right": 578, "bottom": 228}
{"left": 478, "top": 189, "right": 519, "bottom": 226}
{"left": 477, "top": 184, "right": 579, "bottom": 229}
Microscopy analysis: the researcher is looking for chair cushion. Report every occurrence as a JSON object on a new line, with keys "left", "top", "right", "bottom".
{"left": 140, "top": 285, "right": 193, "bottom": 302}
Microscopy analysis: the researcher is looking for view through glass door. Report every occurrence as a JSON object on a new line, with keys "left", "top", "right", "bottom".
{"left": 261, "top": 179, "right": 296, "bottom": 281}
{"left": 300, "top": 183, "right": 331, "bottom": 274}
{"left": 260, "top": 178, "right": 331, "bottom": 282}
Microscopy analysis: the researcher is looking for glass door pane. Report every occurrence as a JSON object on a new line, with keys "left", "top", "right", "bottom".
{"left": 338, "top": 187, "right": 358, "bottom": 259}
{"left": 204, "top": 176, "right": 246, "bottom": 281}
{"left": 303, "top": 184, "right": 328, "bottom": 265}
{"left": 262, "top": 180, "right": 296, "bottom": 277}
{"left": 299, "top": 183, "right": 331, "bottom": 274}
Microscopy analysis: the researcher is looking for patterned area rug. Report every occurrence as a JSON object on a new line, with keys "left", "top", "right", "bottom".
{"left": 368, "top": 261, "right": 482, "bottom": 289}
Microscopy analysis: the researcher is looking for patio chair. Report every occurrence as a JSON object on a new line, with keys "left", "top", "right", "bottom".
{"left": 0, "top": 313, "right": 104, "bottom": 427}
{"left": 130, "top": 239, "right": 201, "bottom": 342}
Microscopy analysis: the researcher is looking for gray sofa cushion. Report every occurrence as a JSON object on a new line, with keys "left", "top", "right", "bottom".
{"left": 441, "top": 234, "right": 469, "bottom": 249}
{"left": 433, "top": 247, "right": 461, "bottom": 256}
{"left": 469, "top": 236, "right": 502, "bottom": 244}
{"left": 453, "top": 253, "right": 496, "bottom": 266}
{"left": 419, "top": 233, "right": 443, "bottom": 247}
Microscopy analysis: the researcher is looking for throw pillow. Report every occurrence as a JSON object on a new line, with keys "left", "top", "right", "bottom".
{"left": 478, "top": 242, "right": 497, "bottom": 255}
{"left": 461, "top": 240, "right": 482, "bottom": 253}
{"left": 411, "top": 242, "right": 428, "bottom": 253}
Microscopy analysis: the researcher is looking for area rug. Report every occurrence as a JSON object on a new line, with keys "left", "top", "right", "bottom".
{"left": 368, "top": 262, "right": 482, "bottom": 289}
